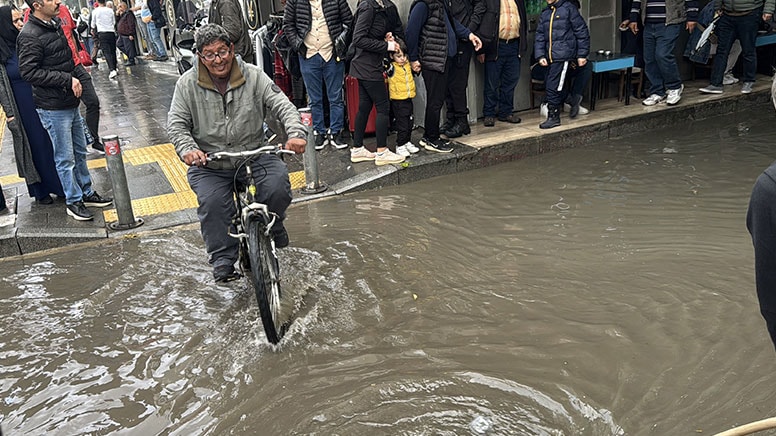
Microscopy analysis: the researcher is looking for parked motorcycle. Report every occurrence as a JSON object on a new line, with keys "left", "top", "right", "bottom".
{"left": 170, "top": 5, "right": 207, "bottom": 74}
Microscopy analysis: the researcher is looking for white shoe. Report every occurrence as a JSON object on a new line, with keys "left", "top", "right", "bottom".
{"left": 540, "top": 102, "right": 548, "bottom": 118}
{"left": 375, "top": 149, "right": 405, "bottom": 166}
{"left": 563, "top": 102, "right": 589, "bottom": 115}
{"left": 396, "top": 145, "right": 411, "bottom": 157}
{"left": 666, "top": 84, "right": 683, "bottom": 105}
{"left": 723, "top": 73, "right": 739, "bottom": 85}
{"left": 403, "top": 141, "right": 420, "bottom": 154}
{"left": 350, "top": 146, "right": 375, "bottom": 163}
{"left": 108, "top": 70, "right": 118, "bottom": 79}
{"left": 642, "top": 93, "right": 666, "bottom": 106}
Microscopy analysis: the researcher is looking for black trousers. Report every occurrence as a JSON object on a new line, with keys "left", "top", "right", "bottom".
{"left": 354, "top": 79, "right": 390, "bottom": 152}
{"left": 79, "top": 75, "right": 100, "bottom": 145}
{"left": 117, "top": 34, "right": 137, "bottom": 62}
{"left": 391, "top": 99, "right": 413, "bottom": 146}
{"left": 747, "top": 162, "right": 776, "bottom": 352}
{"left": 421, "top": 57, "right": 452, "bottom": 140}
{"left": 444, "top": 41, "right": 473, "bottom": 121}
{"left": 98, "top": 32, "right": 118, "bottom": 71}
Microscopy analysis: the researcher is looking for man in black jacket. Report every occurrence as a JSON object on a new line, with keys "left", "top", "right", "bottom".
{"left": 18, "top": 0, "right": 112, "bottom": 221}
{"left": 283, "top": 0, "right": 352, "bottom": 150}
{"left": 116, "top": 1, "right": 137, "bottom": 66}
{"left": 441, "top": 0, "right": 486, "bottom": 139}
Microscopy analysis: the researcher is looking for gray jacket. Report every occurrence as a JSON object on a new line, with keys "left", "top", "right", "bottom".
{"left": 713, "top": 0, "right": 775, "bottom": 14}
{"left": 168, "top": 57, "right": 306, "bottom": 170}
{"left": 0, "top": 62, "right": 41, "bottom": 185}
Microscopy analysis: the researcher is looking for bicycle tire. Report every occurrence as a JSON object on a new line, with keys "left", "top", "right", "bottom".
{"left": 247, "top": 217, "right": 286, "bottom": 344}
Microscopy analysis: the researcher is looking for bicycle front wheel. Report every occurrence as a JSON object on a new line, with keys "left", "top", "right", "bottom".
{"left": 247, "top": 217, "right": 286, "bottom": 344}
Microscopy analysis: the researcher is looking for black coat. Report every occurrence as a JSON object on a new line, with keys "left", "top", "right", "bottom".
{"left": 449, "top": 0, "right": 486, "bottom": 32}
{"left": 17, "top": 15, "right": 89, "bottom": 110}
{"left": 283, "top": 0, "right": 353, "bottom": 60}
{"left": 480, "top": 0, "right": 527, "bottom": 59}
{"left": 349, "top": 0, "right": 403, "bottom": 81}
{"left": 148, "top": 0, "right": 166, "bottom": 27}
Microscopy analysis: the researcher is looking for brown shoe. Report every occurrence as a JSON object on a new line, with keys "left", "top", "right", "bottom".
{"left": 483, "top": 116, "right": 495, "bottom": 127}
{"left": 498, "top": 114, "right": 522, "bottom": 124}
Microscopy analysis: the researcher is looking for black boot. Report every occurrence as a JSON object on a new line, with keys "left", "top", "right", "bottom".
{"left": 457, "top": 116, "right": 471, "bottom": 135}
{"left": 539, "top": 105, "right": 561, "bottom": 129}
{"left": 568, "top": 94, "right": 583, "bottom": 119}
{"left": 440, "top": 118, "right": 455, "bottom": 136}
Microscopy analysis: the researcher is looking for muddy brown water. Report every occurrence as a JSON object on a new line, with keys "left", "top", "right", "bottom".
{"left": 2, "top": 108, "right": 776, "bottom": 435}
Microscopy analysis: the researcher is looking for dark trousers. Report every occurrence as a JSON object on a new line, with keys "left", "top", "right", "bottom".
{"left": 422, "top": 57, "right": 452, "bottom": 140}
{"left": 354, "top": 79, "right": 390, "bottom": 152}
{"left": 117, "top": 34, "right": 137, "bottom": 62}
{"left": 79, "top": 75, "right": 100, "bottom": 145}
{"left": 747, "top": 162, "right": 776, "bottom": 352}
{"left": 444, "top": 41, "right": 473, "bottom": 121}
{"left": 483, "top": 40, "right": 521, "bottom": 118}
{"left": 188, "top": 154, "right": 291, "bottom": 268}
{"left": 98, "top": 32, "right": 118, "bottom": 71}
{"left": 544, "top": 60, "right": 592, "bottom": 106}
{"left": 711, "top": 9, "right": 760, "bottom": 85}
{"left": 391, "top": 99, "right": 413, "bottom": 146}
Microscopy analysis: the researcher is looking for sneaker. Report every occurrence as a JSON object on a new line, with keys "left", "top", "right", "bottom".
{"left": 741, "top": 81, "right": 754, "bottom": 94}
{"left": 699, "top": 85, "right": 724, "bottom": 94}
{"left": 328, "top": 130, "right": 348, "bottom": 149}
{"left": 314, "top": 132, "right": 327, "bottom": 150}
{"left": 350, "top": 146, "right": 376, "bottom": 163}
{"left": 91, "top": 141, "right": 105, "bottom": 154}
{"left": 375, "top": 149, "right": 406, "bottom": 166}
{"left": 723, "top": 73, "right": 739, "bottom": 85}
{"left": 420, "top": 137, "right": 453, "bottom": 153}
{"left": 540, "top": 102, "right": 548, "bottom": 118}
{"left": 108, "top": 70, "right": 118, "bottom": 79}
{"left": 213, "top": 265, "right": 241, "bottom": 283}
{"left": 273, "top": 227, "right": 289, "bottom": 248}
{"left": 36, "top": 195, "right": 54, "bottom": 205}
{"left": 396, "top": 145, "right": 411, "bottom": 157}
{"left": 642, "top": 93, "right": 667, "bottom": 106}
{"left": 154, "top": 56, "right": 169, "bottom": 62}
{"left": 83, "top": 191, "right": 113, "bottom": 207}
{"left": 66, "top": 201, "right": 94, "bottom": 221}
{"left": 403, "top": 141, "right": 420, "bottom": 154}
{"left": 666, "top": 84, "right": 683, "bottom": 105}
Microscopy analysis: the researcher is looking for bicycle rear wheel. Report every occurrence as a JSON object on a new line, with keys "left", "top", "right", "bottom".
{"left": 247, "top": 217, "right": 286, "bottom": 344}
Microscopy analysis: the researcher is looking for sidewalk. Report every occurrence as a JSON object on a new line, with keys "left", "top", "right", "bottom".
{"left": 0, "top": 58, "right": 770, "bottom": 258}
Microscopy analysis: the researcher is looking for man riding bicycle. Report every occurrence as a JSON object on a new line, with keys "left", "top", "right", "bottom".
{"left": 167, "top": 23, "right": 307, "bottom": 283}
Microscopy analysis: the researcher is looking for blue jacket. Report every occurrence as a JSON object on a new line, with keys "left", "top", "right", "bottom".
{"left": 534, "top": 0, "right": 590, "bottom": 63}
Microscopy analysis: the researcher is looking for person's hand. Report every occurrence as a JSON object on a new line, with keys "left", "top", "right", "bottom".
{"left": 285, "top": 137, "right": 306, "bottom": 154}
{"left": 764, "top": 13, "right": 773, "bottom": 21}
{"left": 183, "top": 149, "right": 207, "bottom": 167}
{"left": 629, "top": 21, "right": 639, "bottom": 34}
{"left": 686, "top": 21, "right": 696, "bottom": 32}
{"left": 539, "top": 57, "right": 548, "bottom": 67}
{"left": 387, "top": 40, "right": 397, "bottom": 52}
{"left": 577, "top": 57, "right": 587, "bottom": 66}
{"left": 619, "top": 19, "right": 630, "bottom": 30}
{"left": 384, "top": 32, "right": 394, "bottom": 42}
{"left": 469, "top": 33, "right": 482, "bottom": 51}
{"left": 129, "top": 35, "right": 134, "bottom": 40}
{"left": 411, "top": 60, "right": 421, "bottom": 73}
{"left": 6, "top": 116, "right": 13, "bottom": 122}
{"left": 476, "top": 53, "right": 485, "bottom": 63}
{"left": 71, "top": 77, "right": 82, "bottom": 98}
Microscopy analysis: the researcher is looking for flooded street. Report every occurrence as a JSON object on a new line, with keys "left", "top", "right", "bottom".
{"left": 2, "top": 108, "right": 776, "bottom": 435}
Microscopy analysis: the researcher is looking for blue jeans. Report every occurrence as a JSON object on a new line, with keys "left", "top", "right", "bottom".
{"left": 643, "top": 22, "right": 682, "bottom": 96}
{"left": 298, "top": 53, "right": 345, "bottom": 135}
{"left": 36, "top": 108, "right": 94, "bottom": 205}
{"left": 711, "top": 10, "right": 761, "bottom": 85}
{"left": 483, "top": 40, "right": 521, "bottom": 118}
{"left": 147, "top": 21, "right": 166, "bottom": 58}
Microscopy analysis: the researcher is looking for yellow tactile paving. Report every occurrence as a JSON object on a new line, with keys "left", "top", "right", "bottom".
{"left": 102, "top": 191, "right": 198, "bottom": 222}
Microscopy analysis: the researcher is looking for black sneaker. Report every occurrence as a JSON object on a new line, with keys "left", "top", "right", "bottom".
{"left": 66, "top": 201, "right": 94, "bottom": 221}
{"left": 314, "top": 132, "right": 327, "bottom": 150}
{"left": 420, "top": 137, "right": 453, "bottom": 153}
{"left": 83, "top": 192, "right": 113, "bottom": 208}
{"left": 213, "top": 265, "right": 241, "bottom": 283}
{"left": 273, "top": 227, "right": 289, "bottom": 248}
{"left": 328, "top": 130, "right": 348, "bottom": 149}
{"left": 91, "top": 141, "right": 105, "bottom": 154}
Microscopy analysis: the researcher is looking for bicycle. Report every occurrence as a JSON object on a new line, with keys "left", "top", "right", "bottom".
{"left": 208, "top": 144, "right": 295, "bottom": 344}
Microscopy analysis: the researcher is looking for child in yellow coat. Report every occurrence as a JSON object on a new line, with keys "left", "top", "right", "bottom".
{"left": 385, "top": 40, "right": 419, "bottom": 157}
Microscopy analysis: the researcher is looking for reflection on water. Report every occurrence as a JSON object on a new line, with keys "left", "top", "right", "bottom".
{"left": 2, "top": 108, "right": 776, "bottom": 435}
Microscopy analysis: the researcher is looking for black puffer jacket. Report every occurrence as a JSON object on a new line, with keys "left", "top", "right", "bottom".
{"left": 349, "top": 0, "right": 404, "bottom": 81}
{"left": 17, "top": 14, "right": 88, "bottom": 110}
{"left": 283, "top": 0, "right": 353, "bottom": 60}
{"left": 408, "top": 0, "right": 447, "bottom": 73}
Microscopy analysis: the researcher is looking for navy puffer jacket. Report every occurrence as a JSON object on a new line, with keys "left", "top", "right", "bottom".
{"left": 534, "top": 0, "right": 590, "bottom": 63}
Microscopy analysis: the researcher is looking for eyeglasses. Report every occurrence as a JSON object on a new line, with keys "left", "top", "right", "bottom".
{"left": 12, "top": 18, "right": 23, "bottom": 23}
{"left": 200, "top": 49, "right": 231, "bottom": 62}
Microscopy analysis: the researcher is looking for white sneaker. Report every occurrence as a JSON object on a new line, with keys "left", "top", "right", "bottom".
{"left": 403, "top": 141, "right": 420, "bottom": 154}
{"left": 741, "top": 81, "right": 754, "bottom": 94}
{"left": 540, "top": 102, "right": 548, "bottom": 118}
{"left": 642, "top": 93, "right": 666, "bottom": 106}
{"left": 374, "top": 149, "right": 405, "bottom": 166}
{"left": 350, "top": 146, "right": 375, "bottom": 163}
{"left": 396, "top": 145, "right": 411, "bottom": 157}
{"left": 108, "top": 70, "right": 118, "bottom": 79}
{"left": 723, "top": 73, "right": 739, "bottom": 85}
{"left": 666, "top": 84, "right": 683, "bottom": 105}
{"left": 564, "top": 102, "right": 589, "bottom": 115}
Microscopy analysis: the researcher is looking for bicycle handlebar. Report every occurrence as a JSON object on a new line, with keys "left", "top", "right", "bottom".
{"left": 207, "top": 145, "right": 295, "bottom": 161}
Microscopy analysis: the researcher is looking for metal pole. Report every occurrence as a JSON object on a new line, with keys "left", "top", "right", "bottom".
{"left": 299, "top": 107, "right": 327, "bottom": 195}
{"left": 101, "top": 135, "right": 144, "bottom": 230}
